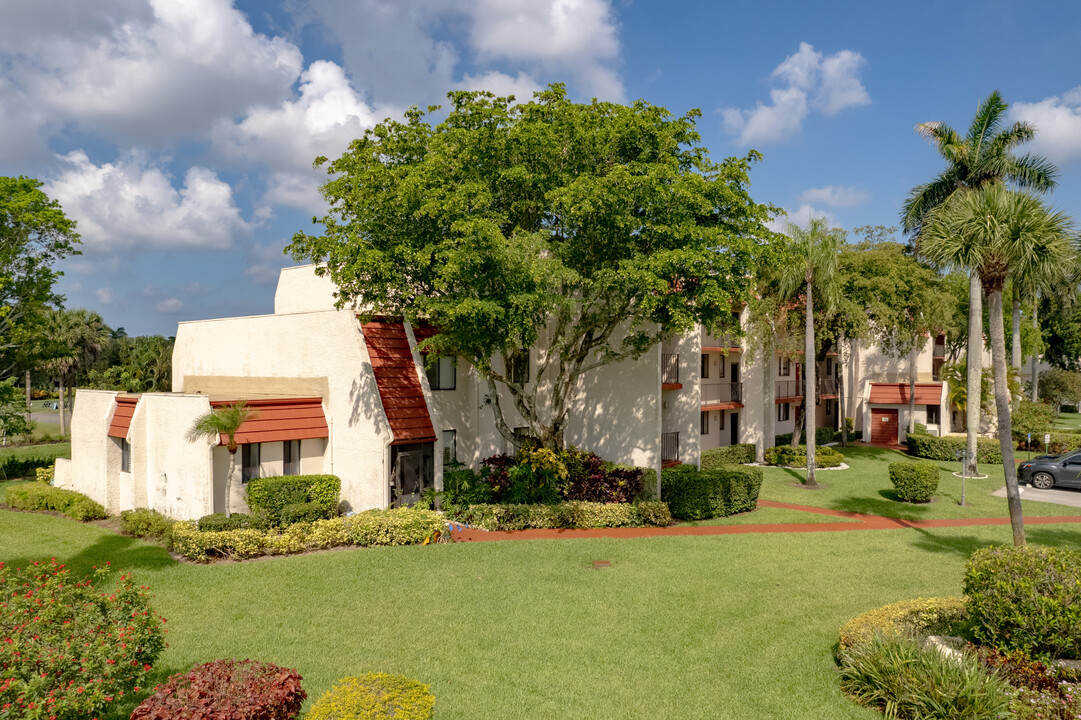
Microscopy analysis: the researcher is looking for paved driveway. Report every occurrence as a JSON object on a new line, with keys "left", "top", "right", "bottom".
{"left": 994, "top": 484, "right": 1081, "bottom": 508}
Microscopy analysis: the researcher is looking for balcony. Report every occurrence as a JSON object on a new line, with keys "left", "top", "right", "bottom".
{"left": 776, "top": 379, "right": 803, "bottom": 401}
{"left": 701, "top": 331, "right": 742, "bottom": 352}
{"left": 702, "top": 382, "right": 743, "bottom": 409}
{"left": 661, "top": 353, "right": 681, "bottom": 389}
{"left": 661, "top": 431, "right": 680, "bottom": 467}
{"left": 818, "top": 377, "right": 838, "bottom": 397}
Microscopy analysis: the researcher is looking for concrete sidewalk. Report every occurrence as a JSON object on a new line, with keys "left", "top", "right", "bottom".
{"left": 993, "top": 484, "right": 1081, "bottom": 509}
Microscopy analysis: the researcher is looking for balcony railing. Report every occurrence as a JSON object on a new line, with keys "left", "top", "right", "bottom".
{"left": 661, "top": 353, "right": 680, "bottom": 385}
{"left": 933, "top": 344, "right": 946, "bottom": 359}
{"left": 702, "top": 332, "right": 741, "bottom": 350}
{"left": 702, "top": 382, "right": 743, "bottom": 406}
{"left": 776, "top": 379, "right": 803, "bottom": 399}
{"left": 818, "top": 377, "right": 838, "bottom": 396}
{"left": 661, "top": 431, "right": 680, "bottom": 465}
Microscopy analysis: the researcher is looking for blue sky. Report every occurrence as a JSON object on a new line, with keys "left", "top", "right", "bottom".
{"left": 2, "top": 0, "right": 1079, "bottom": 335}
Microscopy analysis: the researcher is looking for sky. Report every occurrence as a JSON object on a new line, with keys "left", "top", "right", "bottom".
{"left": 1, "top": 0, "right": 1080, "bottom": 336}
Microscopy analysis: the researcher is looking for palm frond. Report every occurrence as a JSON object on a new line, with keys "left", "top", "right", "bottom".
{"left": 187, "top": 402, "right": 255, "bottom": 451}
{"left": 967, "top": 90, "right": 1008, "bottom": 158}
{"left": 1004, "top": 152, "right": 1059, "bottom": 193}
{"left": 901, "top": 173, "right": 959, "bottom": 236}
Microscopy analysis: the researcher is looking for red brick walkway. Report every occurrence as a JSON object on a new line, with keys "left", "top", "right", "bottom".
{"left": 449, "top": 499, "right": 1081, "bottom": 543}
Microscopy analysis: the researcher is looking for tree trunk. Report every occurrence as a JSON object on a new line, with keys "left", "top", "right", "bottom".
{"left": 58, "top": 376, "right": 67, "bottom": 437}
{"left": 805, "top": 280, "right": 817, "bottom": 487}
{"left": 1011, "top": 286, "right": 1022, "bottom": 370}
{"left": 762, "top": 343, "right": 773, "bottom": 461}
{"left": 226, "top": 449, "right": 235, "bottom": 519}
{"left": 965, "top": 272, "right": 982, "bottom": 476}
{"left": 24, "top": 369, "right": 31, "bottom": 425}
{"left": 908, "top": 344, "right": 917, "bottom": 435}
{"left": 1030, "top": 296, "right": 1039, "bottom": 402}
{"left": 987, "top": 287, "right": 1026, "bottom": 546}
{"left": 838, "top": 342, "right": 848, "bottom": 448}
{"left": 790, "top": 399, "right": 804, "bottom": 447}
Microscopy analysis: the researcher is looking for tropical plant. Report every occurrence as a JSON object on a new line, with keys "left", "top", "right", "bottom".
{"left": 40, "top": 307, "right": 111, "bottom": 435}
{"left": 187, "top": 402, "right": 255, "bottom": 518}
{"left": 902, "top": 90, "right": 1059, "bottom": 476}
{"left": 921, "top": 185, "right": 1078, "bottom": 545}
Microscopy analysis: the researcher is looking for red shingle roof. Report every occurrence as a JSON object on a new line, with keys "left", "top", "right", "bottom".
{"left": 208, "top": 397, "right": 328, "bottom": 445}
{"left": 362, "top": 321, "right": 437, "bottom": 445}
{"left": 107, "top": 396, "right": 139, "bottom": 438}
{"left": 868, "top": 383, "right": 944, "bottom": 406}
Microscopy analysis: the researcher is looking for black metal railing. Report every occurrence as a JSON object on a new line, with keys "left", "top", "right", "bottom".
{"left": 776, "top": 380, "right": 803, "bottom": 398}
{"left": 661, "top": 353, "right": 680, "bottom": 385}
{"left": 702, "top": 382, "right": 743, "bottom": 405}
{"left": 661, "top": 431, "right": 680, "bottom": 464}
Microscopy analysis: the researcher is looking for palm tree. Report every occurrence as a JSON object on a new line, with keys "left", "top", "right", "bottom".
{"left": 187, "top": 402, "right": 255, "bottom": 518}
{"left": 780, "top": 217, "right": 842, "bottom": 488}
{"left": 922, "top": 186, "right": 1077, "bottom": 545}
{"left": 902, "top": 90, "right": 1058, "bottom": 476}
{"left": 42, "top": 308, "right": 111, "bottom": 435}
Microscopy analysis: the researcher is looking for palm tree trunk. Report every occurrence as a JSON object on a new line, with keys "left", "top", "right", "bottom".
{"left": 987, "top": 287, "right": 1026, "bottom": 545}
{"left": 966, "top": 272, "right": 982, "bottom": 476}
{"left": 762, "top": 343, "right": 773, "bottom": 461}
{"left": 908, "top": 344, "right": 917, "bottom": 435}
{"left": 58, "top": 376, "right": 67, "bottom": 437}
{"left": 1011, "top": 285, "right": 1022, "bottom": 370}
{"left": 805, "top": 280, "right": 817, "bottom": 487}
{"left": 226, "top": 450, "right": 234, "bottom": 518}
{"left": 838, "top": 342, "right": 848, "bottom": 448}
{"left": 1030, "top": 295, "right": 1039, "bottom": 402}
{"left": 24, "top": 370, "right": 30, "bottom": 425}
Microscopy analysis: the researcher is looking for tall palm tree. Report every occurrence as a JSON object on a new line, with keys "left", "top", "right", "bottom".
{"left": 902, "top": 90, "right": 1058, "bottom": 476}
{"left": 922, "top": 186, "right": 1077, "bottom": 546}
{"left": 780, "top": 218, "right": 842, "bottom": 488}
{"left": 187, "top": 402, "right": 255, "bottom": 518}
{"left": 42, "top": 308, "right": 111, "bottom": 435}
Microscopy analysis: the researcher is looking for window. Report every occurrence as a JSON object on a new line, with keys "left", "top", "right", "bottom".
{"left": 700, "top": 354, "right": 709, "bottom": 379}
{"left": 926, "top": 405, "right": 940, "bottom": 425}
{"left": 509, "top": 351, "right": 529, "bottom": 385}
{"left": 777, "top": 403, "right": 790, "bottom": 422}
{"left": 826, "top": 358, "right": 833, "bottom": 376}
{"left": 778, "top": 357, "right": 791, "bottom": 377}
{"left": 719, "top": 357, "right": 726, "bottom": 378}
{"left": 426, "top": 355, "right": 457, "bottom": 390}
{"left": 120, "top": 438, "right": 130, "bottom": 473}
{"left": 700, "top": 411, "right": 709, "bottom": 435}
{"left": 442, "top": 429, "right": 457, "bottom": 464}
{"left": 825, "top": 400, "right": 834, "bottom": 415}
{"left": 283, "top": 440, "right": 300, "bottom": 476}
{"left": 242, "top": 443, "right": 261, "bottom": 483}
{"left": 719, "top": 411, "right": 725, "bottom": 430}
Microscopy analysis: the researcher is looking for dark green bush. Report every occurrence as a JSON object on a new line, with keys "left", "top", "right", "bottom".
{"left": 774, "top": 428, "right": 838, "bottom": 447}
{"left": 280, "top": 501, "right": 327, "bottom": 525}
{"left": 442, "top": 463, "right": 494, "bottom": 507}
{"left": 3, "top": 483, "right": 106, "bottom": 520}
{"left": 446, "top": 500, "right": 671, "bottom": 531}
{"left": 1011, "top": 400, "right": 1053, "bottom": 443}
{"left": 905, "top": 432, "right": 1002, "bottom": 463}
{"left": 700, "top": 444, "right": 756, "bottom": 468}
{"left": 964, "top": 545, "right": 1081, "bottom": 659}
{"left": 246, "top": 474, "right": 340, "bottom": 526}
{"left": 889, "top": 461, "right": 940, "bottom": 502}
{"left": 121, "top": 508, "right": 177, "bottom": 547}
{"left": 198, "top": 512, "right": 260, "bottom": 531}
{"left": 764, "top": 445, "right": 844, "bottom": 468}
{"left": 660, "top": 464, "right": 762, "bottom": 521}
{"left": 0, "top": 453, "right": 62, "bottom": 480}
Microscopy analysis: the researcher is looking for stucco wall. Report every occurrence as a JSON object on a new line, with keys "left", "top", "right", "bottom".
{"left": 273, "top": 264, "right": 340, "bottom": 314}
{"left": 67, "top": 390, "right": 120, "bottom": 510}
{"left": 138, "top": 393, "right": 214, "bottom": 520}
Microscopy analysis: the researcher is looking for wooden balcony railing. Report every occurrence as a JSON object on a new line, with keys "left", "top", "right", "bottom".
{"left": 702, "top": 382, "right": 743, "bottom": 406}
{"left": 661, "top": 431, "right": 680, "bottom": 465}
{"left": 776, "top": 380, "right": 803, "bottom": 399}
{"left": 661, "top": 353, "right": 680, "bottom": 385}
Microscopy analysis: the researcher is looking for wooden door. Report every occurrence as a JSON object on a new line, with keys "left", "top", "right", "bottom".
{"left": 870, "top": 409, "right": 898, "bottom": 444}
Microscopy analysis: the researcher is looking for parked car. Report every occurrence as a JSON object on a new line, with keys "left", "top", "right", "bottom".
{"left": 1018, "top": 453, "right": 1081, "bottom": 490}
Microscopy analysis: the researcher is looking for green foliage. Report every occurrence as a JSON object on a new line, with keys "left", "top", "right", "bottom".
{"left": 120, "top": 508, "right": 176, "bottom": 548}
{"left": 764, "top": 445, "right": 844, "bottom": 468}
{"left": 0, "top": 377, "right": 32, "bottom": 440}
{"left": 700, "top": 444, "right": 756, "bottom": 468}
{"left": 660, "top": 464, "right": 762, "bottom": 521}
{"left": 964, "top": 545, "right": 1081, "bottom": 659}
{"left": 131, "top": 659, "right": 306, "bottom": 720}
{"left": 3, "top": 483, "right": 106, "bottom": 520}
{"left": 280, "top": 501, "right": 327, "bottom": 525}
{"left": 445, "top": 500, "right": 671, "bottom": 531}
{"left": 83, "top": 335, "right": 174, "bottom": 393}
{"left": 1039, "top": 368, "right": 1081, "bottom": 411}
{"left": 1011, "top": 400, "right": 1054, "bottom": 443}
{"left": 0, "top": 560, "right": 166, "bottom": 720}
{"left": 306, "top": 674, "right": 434, "bottom": 720}
{"left": 33, "top": 465, "right": 53, "bottom": 483}
{"left": 838, "top": 596, "right": 968, "bottom": 651}
{"left": 889, "top": 461, "right": 940, "bottom": 502}
{"left": 246, "top": 474, "right": 341, "bottom": 526}
{"left": 187, "top": 401, "right": 253, "bottom": 454}
{"left": 775, "top": 428, "right": 839, "bottom": 447}
{"left": 838, "top": 632, "right": 1012, "bottom": 720}
{"left": 441, "top": 462, "right": 494, "bottom": 507}
{"left": 0, "top": 445, "right": 65, "bottom": 479}
{"left": 905, "top": 432, "right": 1003, "bottom": 463}
{"left": 197, "top": 512, "right": 260, "bottom": 532}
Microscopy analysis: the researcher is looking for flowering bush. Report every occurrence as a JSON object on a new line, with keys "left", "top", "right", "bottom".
{"left": 0, "top": 559, "right": 166, "bottom": 719}
{"left": 131, "top": 659, "right": 306, "bottom": 720}
{"left": 306, "top": 674, "right": 433, "bottom": 720}
{"left": 975, "top": 647, "right": 1081, "bottom": 720}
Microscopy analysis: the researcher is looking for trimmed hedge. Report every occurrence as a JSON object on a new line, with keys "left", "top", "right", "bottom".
{"left": 307, "top": 674, "right": 434, "bottom": 720}
{"left": 964, "top": 545, "right": 1081, "bottom": 659}
{"left": 198, "top": 512, "right": 260, "bottom": 531}
{"left": 764, "top": 445, "right": 844, "bottom": 468}
{"left": 0, "top": 447, "right": 67, "bottom": 480}
{"left": 1019, "top": 431, "right": 1081, "bottom": 454}
{"left": 132, "top": 659, "right": 306, "bottom": 720}
{"left": 700, "top": 444, "right": 756, "bottom": 468}
{"left": 838, "top": 596, "right": 967, "bottom": 651}
{"left": 246, "top": 474, "right": 340, "bottom": 526}
{"left": 660, "top": 464, "right": 762, "bottom": 521}
{"left": 446, "top": 500, "right": 672, "bottom": 531}
{"left": 170, "top": 507, "right": 447, "bottom": 562}
{"left": 121, "top": 508, "right": 177, "bottom": 547}
{"left": 3, "top": 483, "right": 106, "bottom": 520}
{"left": 889, "top": 461, "right": 940, "bottom": 502}
{"left": 905, "top": 432, "right": 1002, "bottom": 463}
{"left": 774, "top": 427, "right": 839, "bottom": 447}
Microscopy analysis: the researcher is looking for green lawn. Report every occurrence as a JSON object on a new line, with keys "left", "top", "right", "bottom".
{"left": 1052, "top": 411, "right": 1081, "bottom": 430}
{"left": 680, "top": 506, "right": 861, "bottom": 526}
{"left": 4, "top": 508, "right": 1081, "bottom": 719}
{"left": 0, "top": 441, "right": 70, "bottom": 461}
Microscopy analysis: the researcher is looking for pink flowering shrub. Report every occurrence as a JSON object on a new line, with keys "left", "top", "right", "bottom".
{"left": 0, "top": 559, "right": 166, "bottom": 719}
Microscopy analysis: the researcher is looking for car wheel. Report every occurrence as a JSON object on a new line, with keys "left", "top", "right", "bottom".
{"left": 1032, "top": 472, "right": 1055, "bottom": 490}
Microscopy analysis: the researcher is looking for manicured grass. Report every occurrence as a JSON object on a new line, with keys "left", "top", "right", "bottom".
{"left": 679, "top": 506, "right": 861, "bottom": 526}
{"left": 1052, "top": 411, "right": 1081, "bottom": 430}
{"left": 4, "top": 509, "right": 1081, "bottom": 719}
{"left": 0, "top": 441, "right": 70, "bottom": 461}
{"left": 759, "top": 444, "right": 1081, "bottom": 521}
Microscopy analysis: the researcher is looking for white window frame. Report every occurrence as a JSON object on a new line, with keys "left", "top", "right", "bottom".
{"left": 427, "top": 356, "right": 457, "bottom": 391}
{"left": 442, "top": 429, "right": 457, "bottom": 464}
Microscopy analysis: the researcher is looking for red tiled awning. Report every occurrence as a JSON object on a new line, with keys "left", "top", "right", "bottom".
{"left": 362, "top": 321, "right": 437, "bottom": 445}
{"left": 107, "top": 396, "right": 139, "bottom": 438}
{"left": 209, "top": 397, "right": 328, "bottom": 445}
{"left": 868, "top": 383, "right": 944, "bottom": 406}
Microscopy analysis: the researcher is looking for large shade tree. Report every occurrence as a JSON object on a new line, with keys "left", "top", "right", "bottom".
{"left": 902, "top": 90, "right": 1058, "bottom": 476}
{"left": 922, "top": 185, "right": 1077, "bottom": 545}
{"left": 289, "top": 86, "right": 777, "bottom": 450}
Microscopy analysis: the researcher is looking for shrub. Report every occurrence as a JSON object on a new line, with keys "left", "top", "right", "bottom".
{"left": 307, "top": 673, "right": 434, "bottom": 720}
{"left": 660, "top": 465, "right": 762, "bottom": 521}
{"left": 246, "top": 474, "right": 341, "bottom": 526}
{"left": 3, "top": 483, "right": 106, "bottom": 520}
{"left": 975, "top": 647, "right": 1081, "bottom": 719}
{"left": 1020, "top": 431, "right": 1081, "bottom": 454}
{"left": 131, "top": 659, "right": 306, "bottom": 720}
{"left": 445, "top": 500, "right": 671, "bottom": 531}
{"left": 964, "top": 545, "right": 1081, "bottom": 659}
{"left": 441, "top": 462, "right": 493, "bottom": 507}
{"left": 0, "top": 560, "right": 166, "bottom": 720}
{"left": 906, "top": 432, "right": 1002, "bottom": 463}
{"left": 913, "top": 422, "right": 928, "bottom": 435}
{"left": 280, "top": 501, "right": 327, "bottom": 525}
{"left": 0, "top": 448, "right": 66, "bottom": 480}
{"left": 700, "top": 444, "right": 756, "bottom": 468}
{"left": 838, "top": 632, "right": 1012, "bottom": 720}
{"left": 121, "top": 508, "right": 177, "bottom": 548}
{"left": 564, "top": 451, "right": 643, "bottom": 504}
{"left": 1012, "top": 400, "right": 1054, "bottom": 444}
{"left": 838, "top": 596, "right": 968, "bottom": 651}
{"left": 198, "top": 512, "right": 260, "bottom": 531}
{"left": 889, "top": 460, "right": 940, "bottom": 502}
{"left": 34, "top": 465, "right": 54, "bottom": 484}
{"left": 764, "top": 445, "right": 844, "bottom": 468}
{"left": 773, "top": 428, "right": 838, "bottom": 446}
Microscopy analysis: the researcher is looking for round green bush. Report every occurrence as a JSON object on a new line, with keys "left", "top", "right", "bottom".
{"left": 306, "top": 674, "right": 434, "bottom": 720}
{"left": 963, "top": 545, "right": 1081, "bottom": 660}
{"left": 197, "top": 512, "right": 259, "bottom": 531}
{"left": 889, "top": 460, "right": 939, "bottom": 502}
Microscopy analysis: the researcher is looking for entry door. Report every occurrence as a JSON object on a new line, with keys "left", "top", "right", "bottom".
{"left": 871, "top": 409, "right": 899, "bottom": 444}
{"left": 730, "top": 412, "right": 739, "bottom": 445}
{"left": 390, "top": 442, "right": 434, "bottom": 507}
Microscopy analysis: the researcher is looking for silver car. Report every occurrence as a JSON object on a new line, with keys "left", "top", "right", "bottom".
{"left": 1018, "top": 453, "right": 1081, "bottom": 490}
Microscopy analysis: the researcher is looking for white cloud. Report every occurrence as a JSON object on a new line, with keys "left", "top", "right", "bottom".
{"left": 1009, "top": 86, "right": 1081, "bottom": 166}
{"left": 766, "top": 203, "right": 836, "bottom": 234}
{"left": 154, "top": 298, "right": 184, "bottom": 313}
{"left": 457, "top": 71, "right": 542, "bottom": 102}
{"left": 45, "top": 151, "right": 249, "bottom": 252}
{"left": 96, "top": 287, "right": 116, "bottom": 306}
{"left": 723, "top": 42, "right": 869, "bottom": 146}
{"left": 799, "top": 185, "right": 870, "bottom": 208}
